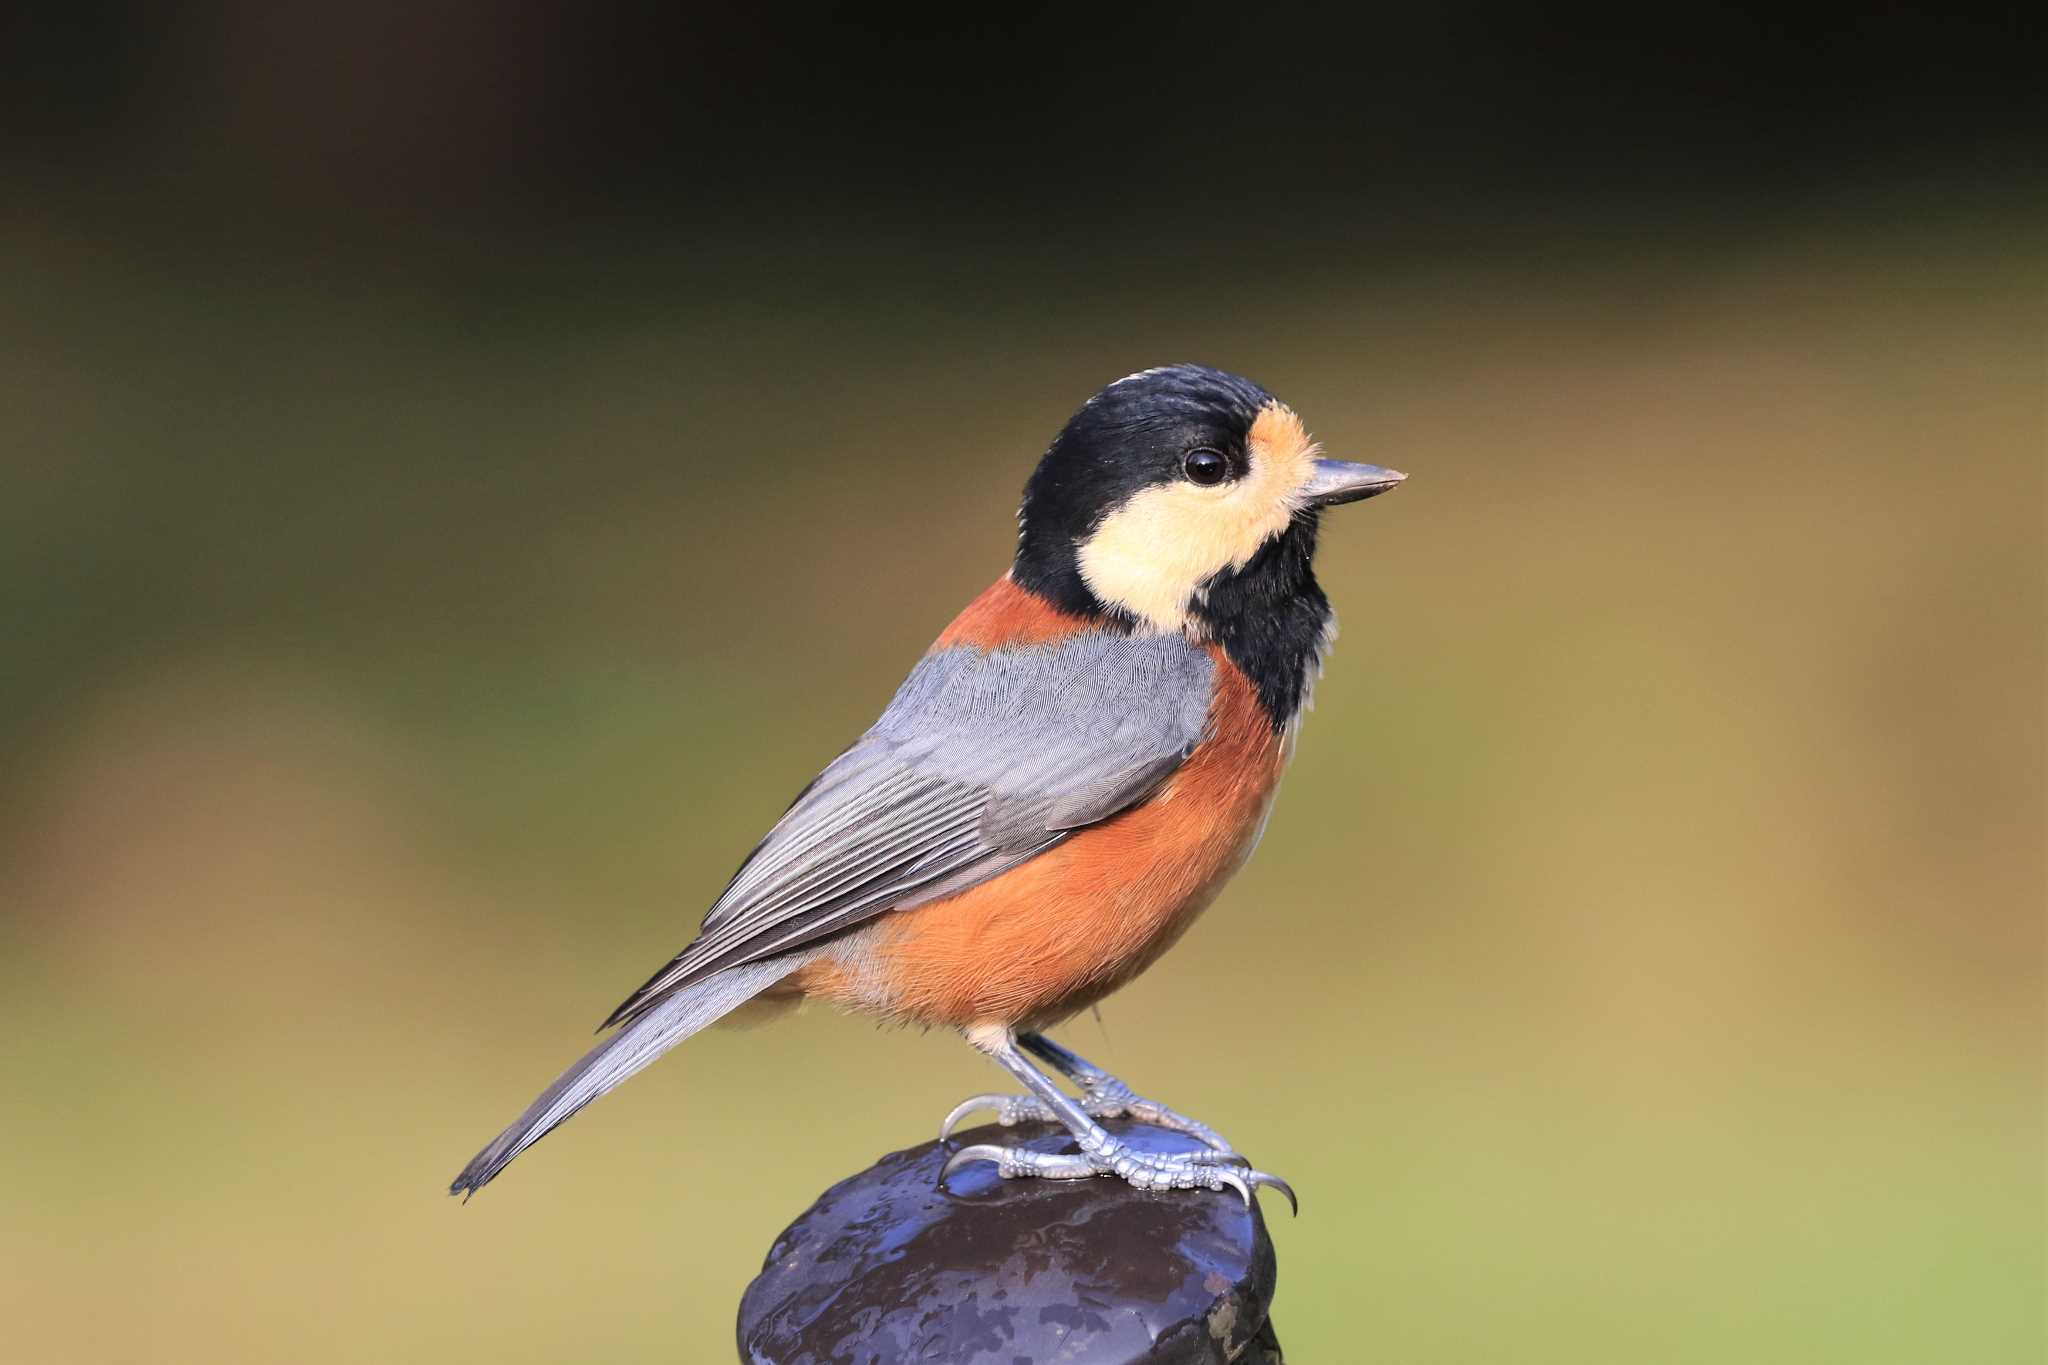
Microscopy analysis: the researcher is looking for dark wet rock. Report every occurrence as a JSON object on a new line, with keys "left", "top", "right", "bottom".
{"left": 737, "top": 1120, "right": 1281, "bottom": 1364}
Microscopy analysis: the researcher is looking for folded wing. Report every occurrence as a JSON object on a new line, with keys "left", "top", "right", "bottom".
{"left": 603, "top": 631, "right": 1216, "bottom": 1028}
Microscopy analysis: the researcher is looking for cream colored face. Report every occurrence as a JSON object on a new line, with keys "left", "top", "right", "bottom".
{"left": 1075, "top": 402, "right": 1320, "bottom": 631}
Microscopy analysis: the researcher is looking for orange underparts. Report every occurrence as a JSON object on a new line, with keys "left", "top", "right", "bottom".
{"left": 933, "top": 574, "right": 1095, "bottom": 650}
{"left": 792, "top": 639, "right": 1286, "bottom": 1031}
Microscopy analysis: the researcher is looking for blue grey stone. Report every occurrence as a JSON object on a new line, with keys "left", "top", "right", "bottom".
{"left": 738, "top": 1120, "right": 1281, "bottom": 1364}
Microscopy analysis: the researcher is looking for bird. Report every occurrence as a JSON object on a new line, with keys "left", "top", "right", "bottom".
{"left": 449, "top": 363, "right": 1405, "bottom": 1205}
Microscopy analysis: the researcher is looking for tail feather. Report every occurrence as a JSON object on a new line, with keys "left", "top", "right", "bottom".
{"left": 449, "top": 957, "right": 795, "bottom": 1197}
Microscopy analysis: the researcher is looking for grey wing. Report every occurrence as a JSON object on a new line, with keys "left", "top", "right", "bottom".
{"left": 602, "top": 631, "right": 1216, "bottom": 1028}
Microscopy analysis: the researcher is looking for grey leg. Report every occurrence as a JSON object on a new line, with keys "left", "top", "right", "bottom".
{"left": 941, "top": 1031, "right": 1238, "bottom": 1154}
{"left": 940, "top": 1025, "right": 1295, "bottom": 1210}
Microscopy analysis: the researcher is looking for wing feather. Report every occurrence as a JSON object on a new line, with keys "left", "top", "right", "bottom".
{"left": 602, "top": 631, "right": 1215, "bottom": 1029}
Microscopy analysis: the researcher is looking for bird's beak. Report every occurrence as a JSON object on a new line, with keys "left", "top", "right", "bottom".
{"left": 1305, "top": 459, "right": 1407, "bottom": 507}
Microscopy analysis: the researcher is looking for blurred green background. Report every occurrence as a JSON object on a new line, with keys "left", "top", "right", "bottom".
{"left": 1, "top": 7, "right": 2041, "bottom": 1363}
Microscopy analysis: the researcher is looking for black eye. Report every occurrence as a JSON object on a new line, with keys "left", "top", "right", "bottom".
{"left": 1183, "top": 448, "right": 1228, "bottom": 486}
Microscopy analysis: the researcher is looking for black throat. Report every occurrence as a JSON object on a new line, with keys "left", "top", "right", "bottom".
{"left": 1188, "top": 517, "right": 1333, "bottom": 733}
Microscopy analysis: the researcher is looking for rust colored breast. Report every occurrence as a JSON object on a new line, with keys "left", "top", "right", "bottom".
{"left": 933, "top": 574, "right": 1094, "bottom": 650}
{"left": 794, "top": 645, "right": 1287, "bottom": 1030}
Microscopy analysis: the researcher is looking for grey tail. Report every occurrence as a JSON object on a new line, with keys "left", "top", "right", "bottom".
{"left": 449, "top": 957, "right": 794, "bottom": 1198}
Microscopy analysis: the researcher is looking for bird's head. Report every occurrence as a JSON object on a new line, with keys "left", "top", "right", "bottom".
{"left": 1013, "top": 364, "right": 1404, "bottom": 634}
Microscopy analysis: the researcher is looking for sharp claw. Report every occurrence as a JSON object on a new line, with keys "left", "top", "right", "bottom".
{"left": 940, "top": 1095, "right": 1003, "bottom": 1142}
{"left": 1212, "top": 1168, "right": 1253, "bottom": 1205}
{"left": 940, "top": 1143, "right": 1007, "bottom": 1186}
{"left": 1248, "top": 1171, "right": 1299, "bottom": 1216}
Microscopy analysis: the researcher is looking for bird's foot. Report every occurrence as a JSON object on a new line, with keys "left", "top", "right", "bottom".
{"left": 940, "top": 1079, "right": 1237, "bottom": 1154}
{"left": 941, "top": 1130, "right": 1296, "bottom": 1211}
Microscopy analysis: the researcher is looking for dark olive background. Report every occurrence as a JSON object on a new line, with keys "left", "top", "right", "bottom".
{"left": 1, "top": 6, "right": 2040, "bottom": 1362}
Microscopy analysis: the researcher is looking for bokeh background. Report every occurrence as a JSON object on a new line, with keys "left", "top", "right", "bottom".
{"left": 1, "top": 6, "right": 2041, "bottom": 1362}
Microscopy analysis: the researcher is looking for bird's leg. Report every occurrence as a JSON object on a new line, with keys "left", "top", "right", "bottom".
{"left": 1023, "top": 1032, "right": 1239, "bottom": 1153}
{"left": 940, "top": 1024, "right": 1294, "bottom": 1210}
{"left": 940, "top": 1031, "right": 1237, "bottom": 1155}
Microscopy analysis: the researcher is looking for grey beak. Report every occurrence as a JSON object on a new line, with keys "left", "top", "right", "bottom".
{"left": 1305, "top": 459, "right": 1407, "bottom": 507}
